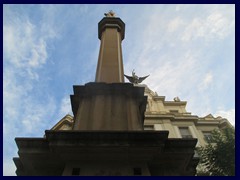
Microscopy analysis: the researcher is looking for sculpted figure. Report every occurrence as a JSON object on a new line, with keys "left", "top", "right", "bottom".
{"left": 124, "top": 69, "right": 149, "bottom": 84}
{"left": 104, "top": 10, "right": 116, "bottom": 17}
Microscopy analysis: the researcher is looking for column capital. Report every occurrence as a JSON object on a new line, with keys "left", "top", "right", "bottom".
{"left": 98, "top": 17, "right": 125, "bottom": 40}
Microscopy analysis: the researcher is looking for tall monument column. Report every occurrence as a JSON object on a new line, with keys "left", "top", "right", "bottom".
{"left": 71, "top": 12, "right": 146, "bottom": 130}
{"left": 13, "top": 12, "right": 198, "bottom": 176}
{"left": 95, "top": 11, "right": 125, "bottom": 83}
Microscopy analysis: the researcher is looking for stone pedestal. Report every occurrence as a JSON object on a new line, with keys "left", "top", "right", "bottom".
{"left": 13, "top": 130, "right": 198, "bottom": 176}
{"left": 71, "top": 83, "right": 147, "bottom": 130}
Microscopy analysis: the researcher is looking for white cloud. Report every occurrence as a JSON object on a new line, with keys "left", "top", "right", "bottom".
{"left": 124, "top": 5, "right": 234, "bottom": 120}
{"left": 59, "top": 96, "right": 72, "bottom": 117}
{"left": 21, "top": 96, "right": 57, "bottom": 133}
{"left": 181, "top": 18, "right": 202, "bottom": 41}
{"left": 3, "top": 66, "right": 57, "bottom": 174}
{"left": 175, "top": 5, "right": 180, "bottom": 11}
{"left": 198, "top": 72, "right": 213, "bottom": 91}
{"left": 206, "top": 13, "right": 232, "bottom": 39}
{"left": 3, "top": 68, "right": 31, "bottom": 120}
{"left": 46, "top": 95, "right": 72, "bottom": 131}
{"left": 181, "top": 11, "right": 234, "bottom": 42}
{"left": 167, "top": 17, "right": 184, "bottom": 32}
{"left": 3, "top": 19, "right": 48, "bottom": 78}
{"left": 126, "top": 47, "right": 201, "bottom": 101}
{"left": 215, "top": 109, "right": 235, "bottom": 126}
{"left": 3, "top": 6, "right": 58, "bottom": 176}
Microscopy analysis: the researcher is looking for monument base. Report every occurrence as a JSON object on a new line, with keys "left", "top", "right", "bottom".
{"left": 14, "top": 130, "right": 198, "bottom": 176}
{"left": 71, "top": 83, "right": 147, "bottom": 130}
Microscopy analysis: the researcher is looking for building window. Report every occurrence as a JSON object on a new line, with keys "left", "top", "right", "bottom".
{"left": 133, "top": 168, "right": 142, "bottom": 175}
{"left": 179, "top": 127, "right": 192, "bottom": 138}
{"left": 169, "top": 110, "right": 179, "bottom": 113}
{"left": 144, "top": 125, "right": 154, "bottom": 130}
{"left": 202, "top": 131, "right": 212, "bottom": 142}
{"left": 72, "top": 168, "right": 80, "bottom": 176}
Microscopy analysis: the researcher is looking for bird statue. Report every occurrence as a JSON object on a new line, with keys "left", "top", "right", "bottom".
{"left": 104, "top": 10, "right": 116, "bottom": 17}
{"left": 124, "top": 69, "right": 149, "bottom": 84}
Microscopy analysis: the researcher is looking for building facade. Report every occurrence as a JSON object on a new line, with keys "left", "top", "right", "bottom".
{"left": 13, "top": 12, "right": 231, "bottom": 176}
{"left": 52, "top": 84, "right": 231, "bottom": 148}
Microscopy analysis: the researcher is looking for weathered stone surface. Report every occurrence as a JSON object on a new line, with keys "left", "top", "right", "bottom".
{"left": 71, "top": 83, "right": 147, "bottom": 131}
{"left": 14, "top": 130, "right": 198, "bottom": 176}
{"left": 96, "top": 17, "right": 125, "bottom": 83}
{"left": 98, "top": 17, "right": 125, "bottom": 40}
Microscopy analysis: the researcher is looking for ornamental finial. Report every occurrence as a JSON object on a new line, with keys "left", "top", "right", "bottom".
{"left": 104, "top": 10, "right": 116, "bottom": 17}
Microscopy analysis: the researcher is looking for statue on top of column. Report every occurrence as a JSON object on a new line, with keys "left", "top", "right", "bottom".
{"left": 104, "top": 10, "right": 116, "bottom": 17}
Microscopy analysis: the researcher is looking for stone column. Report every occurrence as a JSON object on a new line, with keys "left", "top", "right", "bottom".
{"left": 95, "top": 17, "right": 125, "bottom": 83}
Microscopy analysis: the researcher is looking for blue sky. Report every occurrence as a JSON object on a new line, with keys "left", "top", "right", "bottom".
{"left": 3, "top": 4, "right": 235, "bottom": 175}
